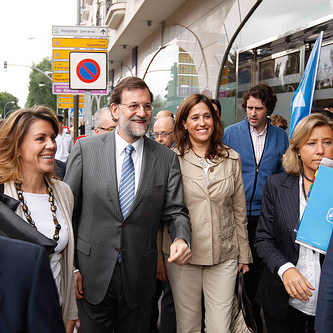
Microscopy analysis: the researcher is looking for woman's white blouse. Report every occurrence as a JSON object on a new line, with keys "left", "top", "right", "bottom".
{"left": 20, "top": 192, "right": 68, "bottom": 306}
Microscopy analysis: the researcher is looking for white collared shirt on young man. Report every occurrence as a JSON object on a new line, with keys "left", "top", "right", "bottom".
{"left": 115, "top": 129, "right": 144, "bottom": 194}
{"left": 249, "top": 124, "right": 267, "bottom": 165}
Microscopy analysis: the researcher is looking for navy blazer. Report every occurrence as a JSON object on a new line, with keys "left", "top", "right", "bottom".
{"left": 0, "top": 237, "right": 65, "bottom": 332}
{"left": 315, "top": 232, "right": 333, "bottom": 332}
{"left": 254, "top": 172, "right": 300, "bottom": 320}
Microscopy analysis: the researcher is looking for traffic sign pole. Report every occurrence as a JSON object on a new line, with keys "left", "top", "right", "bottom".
{"left": 84, "top": 91, "right": 92, "bottom": 136}
{"left": 73, "top": 95, "right": 79, "bottom": 140}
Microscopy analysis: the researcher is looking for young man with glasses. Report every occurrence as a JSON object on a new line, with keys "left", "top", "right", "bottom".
{"left": 65, "top": 76, "right": 191, "bottom": 333}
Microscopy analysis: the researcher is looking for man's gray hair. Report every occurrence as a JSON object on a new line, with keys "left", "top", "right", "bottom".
{"left": 154, "top": 116, "right": 175, "bottom": 127}
{"left": 93, "top": 107, "right": 110, "bottom": 129}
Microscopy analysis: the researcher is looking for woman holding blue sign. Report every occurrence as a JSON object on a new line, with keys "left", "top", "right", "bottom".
{"left": 254, "top": 113, "right": 333, "bottom": 332}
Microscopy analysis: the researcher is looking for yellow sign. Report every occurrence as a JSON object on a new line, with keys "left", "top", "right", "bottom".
{"left": 53, "top": 49, "right": 106, "bottom": 60}
{"left": 53, "top": 61, "right": 69, "bottom": 72}
{"left": 58, "top": 97, "right": 84, "bottom": 103}
{"left": 58, "top": 103, "right": 84, "bottom": 109}
{"left": 178, "top": 64, "right": 197, "bottom": 75}
{"left": 178, "top": 75, "right": 199, "bottom": 86}
{"left": 179, "top": 53, "right": 194, "bottom": 64}
{"left": 53, "top": 73, "right": 69, "bottom": 83}
{"left": 52, "top": 38, "right": 108, "bottom": 49}
{"left": 220, "top": 78, "right": 228, "bottom": 85}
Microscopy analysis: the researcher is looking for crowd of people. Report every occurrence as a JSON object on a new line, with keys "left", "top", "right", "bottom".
{"left": 0, "top": 77, "right": 333, "bottom": 333}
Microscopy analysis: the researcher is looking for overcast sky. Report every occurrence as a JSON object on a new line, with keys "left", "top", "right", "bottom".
{"left": 1, "top": 0, "right": 77, "bottom": 107}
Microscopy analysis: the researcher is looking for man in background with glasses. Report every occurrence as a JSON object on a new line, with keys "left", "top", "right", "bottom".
{"left": 65, "top": 76, "right": 191, "bottom": 333}
{"left": 153, "top": 115, "right": 175, "bottom": 148}
{"left": 93, "top": 107, "right": 117, "bottom": 135}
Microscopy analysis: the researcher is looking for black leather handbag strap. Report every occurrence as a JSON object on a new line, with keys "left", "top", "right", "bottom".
{"left": 0, "top": 183, "right": 3, "bottom": 194}
{"left": 237, "top": 270, "right": 258, "bottom": 333}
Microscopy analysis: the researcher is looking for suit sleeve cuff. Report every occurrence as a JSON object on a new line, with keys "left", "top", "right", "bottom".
{"left": 278, "top": 262, "right": 295, "bottom": 281}
{"left": 173, "top": 238, "right": 191, "bottom": 249}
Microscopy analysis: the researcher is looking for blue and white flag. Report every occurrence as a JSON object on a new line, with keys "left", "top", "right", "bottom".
{"left": 289, "top": 32, "right": 323, "bottom": 139}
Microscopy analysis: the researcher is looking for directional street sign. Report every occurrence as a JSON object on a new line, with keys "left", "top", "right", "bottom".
{"left": 53, "top": 61, "right": 69, "bottom": 72}
{"left": 52, "top": 83, "right": 108, "bottom": 95}
{"left": 53, "top": 49, "right": 105, "bottom": 60}
{"left": 53, "top": 73, "right": 69, "bottom": 83}
{"left": 53, "top": 26, "right": 108, "bottom": 37}
{"left": 58, "top": 97, "right": 84, "bottom": 103}
{"left": 53, "top": 38, "right": 107, "bottom": 49}
{"left": 58, "top": 103, "right": 84, "bottom": 109}
{"left": 70, "top": 52, "right": 107, "bottom": 90}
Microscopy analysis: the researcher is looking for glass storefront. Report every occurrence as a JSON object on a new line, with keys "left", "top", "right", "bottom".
{"left": 218, "top": 0, "right": 333, "bottom": 132}
{"left": 142, "top": 25, "right": 206, "bottom": 125}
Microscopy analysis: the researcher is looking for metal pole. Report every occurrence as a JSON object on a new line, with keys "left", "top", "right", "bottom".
{"left": 84, "top": 90, "right": 92, "bottom": 136}
{"left": 3, "top": 101, "right": 15, "bottom": 119}
{"left": 73, "top": 95, "right": 79, "bottom": 140}
{"left": 7, "top": 64, "right": 52, "bottom": 82}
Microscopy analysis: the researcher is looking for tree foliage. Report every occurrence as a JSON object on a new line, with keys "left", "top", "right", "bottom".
{"left": 0, "top": 92, "right": 19, "bottom": 119}
{"left": 26, "top": 58, "right": 56, "bottom": 110}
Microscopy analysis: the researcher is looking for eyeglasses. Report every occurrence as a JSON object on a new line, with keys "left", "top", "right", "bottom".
{"left": 119, "top": 103, "right": 154, "bottom": 113}
{"left": 98, "top": 126, "right": 116, "bottom": 132}
{"left": 153, "top": 131, "right": 173, "bottom": 138}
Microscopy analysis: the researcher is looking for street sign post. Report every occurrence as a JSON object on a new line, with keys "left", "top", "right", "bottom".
{"left": 52, "top": 25, "right": 109, "bottom": 138}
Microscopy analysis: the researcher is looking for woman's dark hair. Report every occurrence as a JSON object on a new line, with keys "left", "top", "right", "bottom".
{"left": 174, "top": 94, "right": 228, "bottom": 159}
{"left": 109, "top": 76, "right": 154, "bottom": 105}
{"left": 242, "top": 84, "right": 277, "bottom": 116}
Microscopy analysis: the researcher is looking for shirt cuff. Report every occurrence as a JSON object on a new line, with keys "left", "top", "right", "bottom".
{"left": 278, "top": 262, "right": 295, "bottom": 281}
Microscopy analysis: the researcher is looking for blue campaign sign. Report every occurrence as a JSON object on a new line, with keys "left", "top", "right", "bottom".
{"left": 76, "top": 59, "right": 101, "bottom": 83}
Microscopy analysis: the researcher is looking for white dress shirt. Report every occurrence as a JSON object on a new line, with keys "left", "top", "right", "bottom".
{"left": 250, "top": 124, "right": 267, "bottom": 165}
{"left": 115, "top": 129, "right": 144, "bottom": 195}
{"left": 55, "top": 133, "right": 73, "bottom": 163}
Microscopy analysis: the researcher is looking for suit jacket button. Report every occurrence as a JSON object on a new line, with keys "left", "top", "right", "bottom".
{"left": 115, "top": 247, "right": 119, "bottom": 252}
{"left": 209, "top": 167, "right": 214, "bottom": 172}
{"left": 123, "top": 223, "right": 127, "bottom": 227}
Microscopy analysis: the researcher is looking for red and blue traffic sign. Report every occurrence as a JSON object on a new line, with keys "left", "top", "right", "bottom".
{"left": 76, "top": 59, "right": 101, "bottom": 83}
{"left": 70, "top": 52, "right": 107, "bottom": 90}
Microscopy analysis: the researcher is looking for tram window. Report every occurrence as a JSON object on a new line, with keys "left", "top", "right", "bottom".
{"left": 258, "top": 52, "right": 301, "bottom": 93}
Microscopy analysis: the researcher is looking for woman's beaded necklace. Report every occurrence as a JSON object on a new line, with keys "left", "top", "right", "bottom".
{"left": 14, "top": 179, "right": 61, "bottom": 241}
{"left": 301, "top": 173, "right": 313, "bottom": 202}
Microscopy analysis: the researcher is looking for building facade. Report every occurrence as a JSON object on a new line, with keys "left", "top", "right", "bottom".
{"left": 80, "top": 0, "right": 333, "bottom": 133}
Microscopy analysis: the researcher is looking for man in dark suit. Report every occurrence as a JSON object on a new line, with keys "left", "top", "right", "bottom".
{"left": 65, "top": 77, "right": 191, "bottom": 332}
{"left": 315, "top": 233, "right": 333, "bottom": 333}
{"left": 0, "top": 236, "right": 65, "bottom": 332}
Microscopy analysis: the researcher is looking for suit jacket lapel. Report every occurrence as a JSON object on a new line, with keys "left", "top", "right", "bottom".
{"left": 102, "top": 131, "right": 123, "bottom": 220}
{"left": 279, "top": 174, "right": 299, "bottom": 250}
{"left": 126, "top": 137, "right": 156, "bottom": 218}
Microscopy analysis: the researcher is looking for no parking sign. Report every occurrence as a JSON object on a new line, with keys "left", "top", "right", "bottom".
{"left": 69, "top": 52, "right": 107, "bottom": 90}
